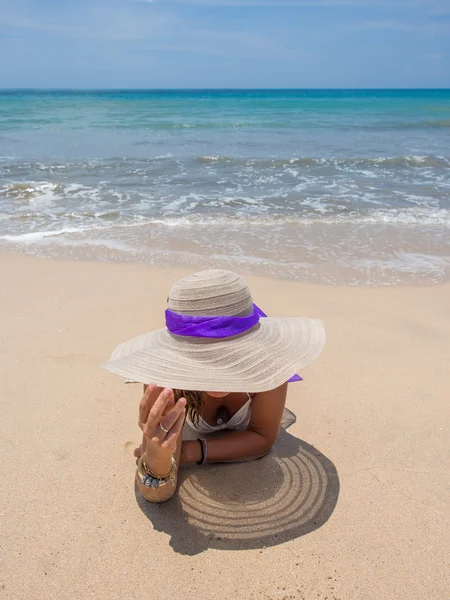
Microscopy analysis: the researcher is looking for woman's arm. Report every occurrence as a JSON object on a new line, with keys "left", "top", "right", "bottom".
{"left": 136, "top": 385, "right": 185, "bottom": 503}
{"left": 180, "top": 383, "right": 288, "bottom": 464}
{"left": 137, "top": 424, "right": 184, "bottom": 503}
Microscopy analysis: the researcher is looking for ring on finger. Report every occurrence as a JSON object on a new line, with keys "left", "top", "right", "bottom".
{"left": 160, "top": 423, "right": 170, "bottom": 433}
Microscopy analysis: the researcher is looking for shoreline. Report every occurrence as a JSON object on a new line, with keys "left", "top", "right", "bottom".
{"left": 1, "top": 247, "right": 449, "bottom": 289}
{"left": 1, "top": 252, "right": 449, "bottom": 599}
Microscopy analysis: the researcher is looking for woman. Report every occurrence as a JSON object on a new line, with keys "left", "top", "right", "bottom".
{"left": 103, "top": 269, "right": 325, "bottom": 503}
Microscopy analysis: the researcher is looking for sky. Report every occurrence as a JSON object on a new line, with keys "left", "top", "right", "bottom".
{"left": 0, "top": 0, "right": 449, "bottom": 88}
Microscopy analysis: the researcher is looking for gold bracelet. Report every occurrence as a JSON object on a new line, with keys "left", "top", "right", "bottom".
{"left": 137, "top": 454, "right": 176, "bottom": 489}
{"left": 141, "top": 454, "right": 175, "bottom": 478}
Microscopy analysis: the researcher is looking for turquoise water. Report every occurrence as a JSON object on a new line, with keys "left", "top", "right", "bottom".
{"left": 1, "top": 89, "right": 449, "bottom": 285}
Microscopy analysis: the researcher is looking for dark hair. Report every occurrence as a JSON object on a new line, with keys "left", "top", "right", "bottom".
{"left": 173, "top": 389, "right": 203, "bottom": 425}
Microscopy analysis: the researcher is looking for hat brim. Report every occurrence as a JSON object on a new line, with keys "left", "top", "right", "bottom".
{"left": 103, "top": 318, "right": 325, "bottom": 392}
{"left": 102, "top": 318, "right": 325, "bottom": 393}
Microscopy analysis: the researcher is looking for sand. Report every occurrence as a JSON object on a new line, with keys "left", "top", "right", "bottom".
{"left": 0, "top": 253, "right": 449, "bottom": 600}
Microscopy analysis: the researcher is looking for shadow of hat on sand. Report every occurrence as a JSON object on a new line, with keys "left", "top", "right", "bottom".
{"left": 135, "top": 409, "right": 339, "bottom": 555}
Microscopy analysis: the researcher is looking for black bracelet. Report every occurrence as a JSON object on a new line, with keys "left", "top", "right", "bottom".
{"left": 196, "top": 438, "right": 204, "bottom": 464}
{"left": 196, "top": 438, "right": 207, "bottom": 465}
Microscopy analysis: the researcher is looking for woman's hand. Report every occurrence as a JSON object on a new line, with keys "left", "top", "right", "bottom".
{"left": 138, "top": 384, "right": 186, "bottom": 455}
{"left": 136, "top": 384, "right": 185, "bottom": 502}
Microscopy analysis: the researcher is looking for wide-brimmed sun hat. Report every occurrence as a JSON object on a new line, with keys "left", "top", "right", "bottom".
{"left": 102, "top": 269, "right": 325, "bottom": 393}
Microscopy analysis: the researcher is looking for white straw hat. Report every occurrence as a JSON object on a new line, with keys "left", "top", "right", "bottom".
{"left": 102, "top": 270, "right": 325, "bottom": 392}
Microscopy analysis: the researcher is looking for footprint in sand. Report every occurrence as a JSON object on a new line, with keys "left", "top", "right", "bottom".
{"left": 124, "top": 441, "right": 140, "bottom": 456}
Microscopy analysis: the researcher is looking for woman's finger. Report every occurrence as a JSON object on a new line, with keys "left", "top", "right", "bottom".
{"left": 144, "top": 388, "right": 173, "bottom": 435}
{"left": 161, "top": 409, "right": 186, "bottom": 451}
{"left": 161, "top": 391, "right": 175, "bottom": 417}
{"left": 160, "top": 397, "right": 186, "bottom": 432}
{"left": 138, "top": 383, "right": 160, "bottom": 427}
{"left": 150, "top": 397, "right": 186, "bottom": 443}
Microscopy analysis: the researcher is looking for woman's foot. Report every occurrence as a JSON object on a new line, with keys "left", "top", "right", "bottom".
{"left": 133, "top": 445, "right": 142, "bottom": 458}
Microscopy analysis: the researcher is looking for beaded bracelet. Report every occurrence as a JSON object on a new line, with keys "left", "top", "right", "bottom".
{"left": 137, "top": 454, "right": 176, "bottom": 489}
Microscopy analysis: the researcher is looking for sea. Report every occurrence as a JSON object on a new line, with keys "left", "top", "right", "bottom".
{"left": 1, "top": 89, "right": 449, "bottom": 286}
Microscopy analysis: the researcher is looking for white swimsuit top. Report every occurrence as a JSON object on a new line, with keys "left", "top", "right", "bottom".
{"left": 185, "top": 393, "right": 253, "bottom": 434}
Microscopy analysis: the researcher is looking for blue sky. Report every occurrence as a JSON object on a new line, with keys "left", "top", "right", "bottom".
{"left": 0, "top": 0, "right": 449, "bottom": 88}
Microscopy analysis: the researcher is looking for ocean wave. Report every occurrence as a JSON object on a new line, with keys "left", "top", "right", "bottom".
{"left": 0, "top": 210, "right": 123, "bottom": 222}
{"left": 2, "top": 155, "right": 448, "bottom": 179}
{"left": 0, "top": 181, "right": 65, "bottom": 200}
{"left": 4, "top": 118, "right": 450, "bottom": 133}
{"left": 196, "top": 155, "right": 450, "bottom": 168}
{"left": 2, "top": 208, "right": 449, "bottom": 239}
{"left": 3, "top": 117, "right": 450, "bottom": 132}
{"left": 370, "top": 119, "right": 450, "bottom": 130}
{"left": 0, "top": 180, "right": 121, "bottom": 204}
{"left": 0, "top": 156, "right": 177, "bottom": 176}
{"left": 132, "top": 208, "right": 450, "bottom": 228}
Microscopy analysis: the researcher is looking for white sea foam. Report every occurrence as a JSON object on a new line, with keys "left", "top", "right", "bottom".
{"left": 354, "top": 208, "right": 450, "bottom": 227}
{"left": 1, "top": 181, "right": 61, "bottom": 201}
{"left": 123, "top": 208, "right": 450, "bottom": 228}
{"left": 55, "top": 236, "right": 138, "bottom": 252}
{"left": 2, "top": 207, "right": 449, "bottom": 235}
{"left": 342, "top": 253, "right": 450, "bottom": 276}
{"left": 0, "top": 228, "right": 82, "bottom": 242}
{"left": 396, "top": 252, "right": 450, "bottom": 274}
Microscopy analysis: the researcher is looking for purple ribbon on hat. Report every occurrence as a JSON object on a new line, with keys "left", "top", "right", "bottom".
{"left": 165, "top": 303, "right": 302, "bottom": 383}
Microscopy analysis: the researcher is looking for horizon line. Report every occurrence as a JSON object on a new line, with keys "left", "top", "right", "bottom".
{"left": 1, "top": 87, "right": 449, "bottom": 91}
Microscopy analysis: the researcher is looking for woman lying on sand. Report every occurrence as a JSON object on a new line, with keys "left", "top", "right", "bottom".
{"left": 103, "top": 269, "right": 325, "bottom": 503}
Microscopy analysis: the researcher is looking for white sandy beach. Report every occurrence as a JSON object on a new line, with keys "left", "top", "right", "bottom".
{"left": 1, "top": 253, "right": 449, "bottom": 600}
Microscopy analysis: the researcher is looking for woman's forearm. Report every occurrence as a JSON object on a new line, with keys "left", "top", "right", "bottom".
{"left": 137, "top": 430, "right": 183, "bottom": 503}
{"left": 181, "top": 429, "right": 272, "bottom": 465}
{"left": 137, "top": 470, "right": 178, "bottom": 503}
